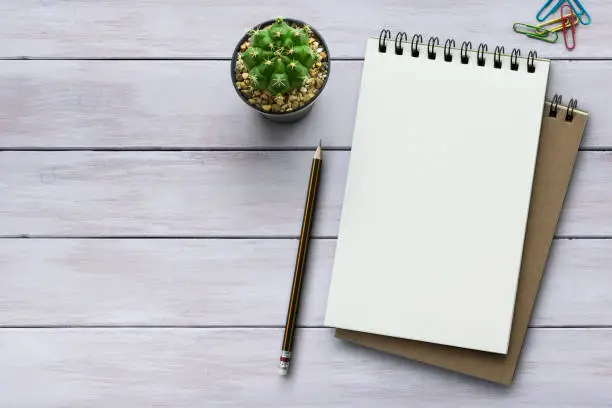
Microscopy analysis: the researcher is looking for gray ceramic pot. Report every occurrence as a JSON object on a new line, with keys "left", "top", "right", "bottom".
{"left": 230, "top": 18, "right": 331, "bottom": 123}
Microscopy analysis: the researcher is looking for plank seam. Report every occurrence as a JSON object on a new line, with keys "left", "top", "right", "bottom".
{"left": 0, "top": 235, "right": 609, "bottom": 240}
{"left": 0, "top": 147, "right": 608, "bottom": 152}
{"left": 1, "top": 57, "right": 612, "bottom": 61}
{"left": 0, "top": 325, "right": 609, "bottom": 329}
{"left": 0, "top": 147, "right": 350, "bottom": 152}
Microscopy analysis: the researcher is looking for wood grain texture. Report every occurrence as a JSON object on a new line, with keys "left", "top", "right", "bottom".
{"left": 0, "top": 328, "right": 611, "bottom": 407}
{"left": 0, "top": 60, "right": 608, "bottom": 148}
{"left": 0, "top": 151, "right": 608, "bottom": 237}
{"left": 0, "top": 239, "right": 610, "bottom": 327}
{"left": 1, "top": 0, "right": 609, "bottom": 404}
{"left": 0, "top": 61, "right": 360, "bottom": 149}
{"left": 0, "top": 0, "right": 611, "bottom": 58}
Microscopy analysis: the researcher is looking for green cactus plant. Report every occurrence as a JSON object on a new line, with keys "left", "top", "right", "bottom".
{"left": 239, "top": 17, "right": 320, "bottom": 95}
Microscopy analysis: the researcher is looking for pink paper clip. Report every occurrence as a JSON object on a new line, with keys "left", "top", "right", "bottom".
{"left": 561, "top": 4, "right": 576, "bottom": 50}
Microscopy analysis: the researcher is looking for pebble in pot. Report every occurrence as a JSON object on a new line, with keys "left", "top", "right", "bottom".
{"left": 231, "top": 17, "right": 331, "bottom": 123}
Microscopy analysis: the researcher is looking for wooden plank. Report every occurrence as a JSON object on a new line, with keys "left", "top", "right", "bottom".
{"left": 0, "top": 151, "right": 608, "bottom": 237}
{"left": 0, "top": 61, "right": 361, "bottom": 149}
{"left": 0, "top": 328, "right": 611, "bottom": 406}
{"left": 0, "top": 239, "right": 610, "bottom": 327}
{"left": 0, "top": 60, "right": 607, "bottom": 149}
{"left": 535, "top": 240, "right": 612, "bottom": 326}
{"left": 0, "top": 0, "right": 611, "bottom": 58}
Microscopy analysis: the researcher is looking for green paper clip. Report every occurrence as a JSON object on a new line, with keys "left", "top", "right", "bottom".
{"left": 527, "top": 30, "right": 558, "bottom": 43}
{"left": 513, "top": 22, "right": 548, "bottom": 37}
{"left": 513, "top": 23, "right": 559, "bottom": 43}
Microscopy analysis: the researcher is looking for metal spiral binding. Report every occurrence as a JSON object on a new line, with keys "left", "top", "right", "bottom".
{"left": 566, "top": 98, "right": 578, "bottom": 122}
{"left": 427, "top": 37, "right": 439, "bottom": 59}
{"left": 511, "top": 49, "right": 521, "bottom": 71}
{"left": 378, "top": 30, "right": 538, "bottom": 73}
{"left": 444, "top": 39, "right": 455, "bottom": 62}
{"left": 494, "top": 46, "right": 504, "bottom": 69}
{"left": 527, "top": 51, "right": 537, "bottom": 73}
{"left": 550, "top": 94, "right": 562, "bottom": 117}
{"left": 395, "top": 32, "right": 407, "bottom": 55}
{"left": 411, "top": 34, "right": 423, "bottom": 57}
{"left": 378, "top": 29, "right": 391, "bottom": 53}
{"left": 548, "top": 95, "right": 578, "bottom": 122}
{"left": 477, "top": 44, "right": 488, "bottom": 66}
{"left": 460, "top": 41, "right": 472, "bottom": 64}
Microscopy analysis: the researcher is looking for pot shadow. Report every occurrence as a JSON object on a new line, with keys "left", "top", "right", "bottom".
{"left": 250, "top": 105, "right": 321, "bottom": 148}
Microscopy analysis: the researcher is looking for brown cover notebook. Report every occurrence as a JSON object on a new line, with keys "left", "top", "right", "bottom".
{"left": 334, "top": 98, "right": 588, "bottom": 385}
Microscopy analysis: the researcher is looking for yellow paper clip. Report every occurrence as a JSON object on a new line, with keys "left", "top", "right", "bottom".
{"left": 535, "top": 14, "right": 578, "bottom": 33}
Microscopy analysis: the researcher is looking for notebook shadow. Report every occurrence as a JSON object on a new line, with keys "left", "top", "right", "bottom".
{"left": 336, "top": 336, "right": 515, "bottom": 393}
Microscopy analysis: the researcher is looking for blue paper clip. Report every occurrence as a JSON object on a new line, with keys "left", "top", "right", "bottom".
{"left": 566, "top": 0, "right": 591, "bottom": 25}
{"left": 536, "top": 0, "right": 564, "bottom": 22}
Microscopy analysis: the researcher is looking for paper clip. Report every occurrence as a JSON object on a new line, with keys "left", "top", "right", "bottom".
{"left": 535, "top": 14, "right": 578, "bottom": 33}
{"left": 561, "top": 4, "right": 576, "bottom": 50}
{"left": 514, "top": 23, "right": 548, "bottom": 37}
{"left": 513, "top": 23, "right": 559, "bottom": 43}
{"left": 536, "top": 0, "right": 565, "bottom": 22}
{"left": 566, "top": 0, "right": 591, "bottom": 25}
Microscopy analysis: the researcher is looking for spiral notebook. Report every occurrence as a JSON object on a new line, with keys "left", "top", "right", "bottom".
{"left": 324, "top": 31, "right": 551, "bottom": 354}
{"left": 336, "top": 97, "right": 588, "bottom": 385}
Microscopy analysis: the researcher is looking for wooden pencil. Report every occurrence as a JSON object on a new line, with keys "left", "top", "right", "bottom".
{"left": 278, "top": 140, "right": 323, "bottom": 376}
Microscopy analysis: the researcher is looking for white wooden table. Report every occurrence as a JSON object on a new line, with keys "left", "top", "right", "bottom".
{"left": 1, "top": 1, "right": 611, "bottom": 406}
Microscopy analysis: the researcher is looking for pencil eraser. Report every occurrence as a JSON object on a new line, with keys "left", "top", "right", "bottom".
{"left": 278, "top": 366, "right": 288, "bottom": 376}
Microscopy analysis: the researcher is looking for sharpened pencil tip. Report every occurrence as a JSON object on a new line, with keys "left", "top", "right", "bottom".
{"left": 314, "top": 142, "right": 322, "bottom": 159}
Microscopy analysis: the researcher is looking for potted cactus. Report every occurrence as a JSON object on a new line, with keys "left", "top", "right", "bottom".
{"left": 231, "top": 17, "right": 330, "bottom": 122}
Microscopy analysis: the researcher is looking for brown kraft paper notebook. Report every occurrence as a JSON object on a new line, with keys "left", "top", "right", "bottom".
{"left": 334, "top": 97, "right": 589, "bottom": 386}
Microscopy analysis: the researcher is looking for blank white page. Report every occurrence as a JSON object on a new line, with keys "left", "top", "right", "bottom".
{"left": 324, "top": 37, "right": 550, "bottom": 354}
